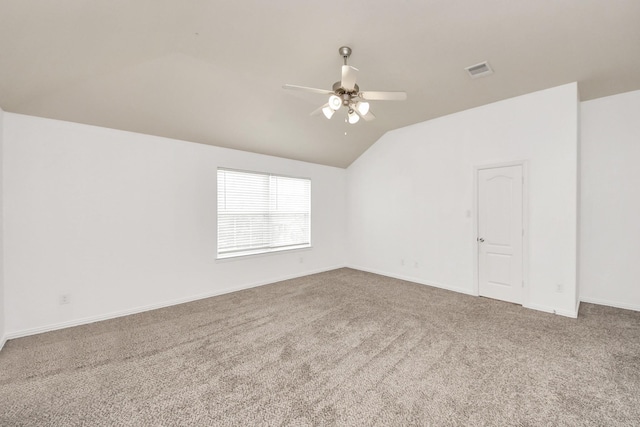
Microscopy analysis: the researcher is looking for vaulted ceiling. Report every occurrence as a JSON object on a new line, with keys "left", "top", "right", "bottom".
{"left": 1, "top": 1, "right": 639, "bottom": 167}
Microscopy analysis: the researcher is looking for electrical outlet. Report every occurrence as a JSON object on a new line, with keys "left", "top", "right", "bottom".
{"left": 401, "top": 258, "right": 405, "bottom": 266}
{"left": 59, "top": 294, "right": 71, "bottom": 305}
{"left": 556, "top": 283, "right": 563, "bottom": 293}
{"left": 414, "top": 261, "right": 419, "bottom": 268}
{"left": 299, "top": 257, "right": 304, "bottom": 264}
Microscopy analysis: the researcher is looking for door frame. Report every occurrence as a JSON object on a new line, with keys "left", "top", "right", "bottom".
{"left": 472, "top": 160, "right": 530, "bottom": 306}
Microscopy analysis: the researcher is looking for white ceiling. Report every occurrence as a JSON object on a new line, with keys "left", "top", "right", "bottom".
{"left": 1, "top": 1, "right": 639, "bottom": 168}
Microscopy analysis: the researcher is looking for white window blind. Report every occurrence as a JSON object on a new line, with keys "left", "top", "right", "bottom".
{"left": 217, "top": 168, "right": 311, "bottom": 258}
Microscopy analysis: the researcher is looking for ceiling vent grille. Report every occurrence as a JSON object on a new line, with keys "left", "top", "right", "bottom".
{"left": 465, "top": 61, "right": 493, "bottom": 79}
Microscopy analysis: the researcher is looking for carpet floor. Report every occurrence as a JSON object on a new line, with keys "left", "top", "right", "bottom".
{"left": 1, "top": 268, "right": 639, "bottom": 426}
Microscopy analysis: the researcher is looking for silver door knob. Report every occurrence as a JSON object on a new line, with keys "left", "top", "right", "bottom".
{"left": 477, "top": 237, "right": 485, "bottom": 242}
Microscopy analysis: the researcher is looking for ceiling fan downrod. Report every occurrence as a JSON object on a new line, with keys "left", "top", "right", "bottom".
{"left": 339, "top": 46, "right": 352, "bottom": 65}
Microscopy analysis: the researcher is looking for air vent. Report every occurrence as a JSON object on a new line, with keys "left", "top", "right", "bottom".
{"left": 465, "top": 61, "right": 493, "bottom": 79}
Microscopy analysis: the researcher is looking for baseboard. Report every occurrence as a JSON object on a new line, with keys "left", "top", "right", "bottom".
{"left": 347, "top": 265, "right": 476, "bottom": 296}
{"left": 524, "top": 302, "right": 579, "bottom": 318}
{"left": 5, "top": 264, "right": 347, "bottom": 341}
{"left": 349, "top": 265, "right": 585, "bottom": 318}
{"left": 0, "top": 335, "right": 6, "bottom": 352}
{"left": 580, "top": 296, "right": 640, "bottom": 312}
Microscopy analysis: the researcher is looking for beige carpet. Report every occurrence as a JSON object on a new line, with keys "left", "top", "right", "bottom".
{"left": 1, "top": 268, "right": 639, "bottom": 426}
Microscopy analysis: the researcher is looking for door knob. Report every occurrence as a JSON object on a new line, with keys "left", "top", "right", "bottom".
{"left": 477, "top": 237, "right": 485, "bottom": 242}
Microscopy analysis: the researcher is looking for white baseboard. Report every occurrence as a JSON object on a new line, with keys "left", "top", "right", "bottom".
{"left": 347, "top": 265, "right": 476, "bottom": 296}
{"left": 524, "top": 302, "right": 579, "bottom": 318}
{"left": 0, "top": 335, "right": 6, "bottom": 352}
{"left": 580, "top": 296, "right": 640, "bottom": 312}
{"left": 349, "top": 265, "right": 583, "bottom": 318}
{"left": 5, "top": 264, "right": 346, "bottom": 341}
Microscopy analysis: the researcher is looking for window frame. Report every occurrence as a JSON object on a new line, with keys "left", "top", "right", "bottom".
{"left": 216, "top": 167, "right": 312, "bottom": 260}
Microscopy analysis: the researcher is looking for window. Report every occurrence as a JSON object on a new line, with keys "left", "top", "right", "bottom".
{"left": 217, "top": 168, "right": 311, "bottom": 258}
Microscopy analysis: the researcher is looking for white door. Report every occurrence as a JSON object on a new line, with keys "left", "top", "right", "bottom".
{"left": 478, "top": 165, "right": 523, "bottom": 304}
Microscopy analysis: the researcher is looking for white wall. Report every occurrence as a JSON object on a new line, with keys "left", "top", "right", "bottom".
{"left": 347, "top": 83, "right": 579, "bottom": 317}
{"left": 3, "top": 114, "right": 347, "bottom": 336}
{"left": 0, "top": 107, "right": 5, "bottom": 350}
{"left": 580, "top": 90, "right": 640, "bottom": 311}
{"left": 6, "top": 83, "right": 638, "bottom": 340}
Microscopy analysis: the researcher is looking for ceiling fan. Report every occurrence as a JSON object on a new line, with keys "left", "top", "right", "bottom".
{"left": 283, "top": 46, "right": 407, "bottom": 124}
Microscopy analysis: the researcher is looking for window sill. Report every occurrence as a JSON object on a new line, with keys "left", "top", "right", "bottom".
{"left": 215, "top": 245, "right": 312, "bottom": 262}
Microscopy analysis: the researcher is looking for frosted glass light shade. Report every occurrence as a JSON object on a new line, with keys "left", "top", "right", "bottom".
{"left": 322, "top": 106, "right": 335, "bottom": 119}
{"left": 328, "top": 95, "right": 342, "bottom": 110}
{"left": 348, "top": 110, "right": 360, "bottom": 124}
{"left": 356, "top": 101, "right": 370, "bottom": 115}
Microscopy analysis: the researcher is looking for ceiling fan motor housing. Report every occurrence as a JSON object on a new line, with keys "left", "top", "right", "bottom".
{"left": 332, "top": 82, "right": 360, "bottom": 108}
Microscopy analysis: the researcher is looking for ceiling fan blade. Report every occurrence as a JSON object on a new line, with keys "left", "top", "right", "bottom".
{"left": 310, "top": 103, "right": 328, "bottom": 116}
{"left": 282, "top": 84, "right": 333, "bottom": 95}
{"left": 359, "top": 91, "right": 407, "bottom": 101}
{"left": 341, "top": 65, "right": 358, "bottom": 91}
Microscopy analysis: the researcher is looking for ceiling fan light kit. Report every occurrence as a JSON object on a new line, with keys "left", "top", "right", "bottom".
{"left": 322, "top": 105, "right": 335, "bottom": 119}
{"left": 283, "top": 46, "right": 407, "bottom": 125}
{"left": 356, "top": 101, "right": 370, "bottom": 115}
{"left": 328, "top": 94, "right": 342, "bottom": 110}
{"left": 348, "top": 109, "right": 360, "bottom": 124}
